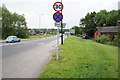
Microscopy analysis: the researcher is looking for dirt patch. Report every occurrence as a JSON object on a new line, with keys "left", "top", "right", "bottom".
{"left": 50, "top": 57, "right": 67, "bottom": 62}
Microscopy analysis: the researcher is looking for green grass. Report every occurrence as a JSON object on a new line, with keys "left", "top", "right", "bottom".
{"left": 28, "top": 35, "right": 51, "bottom": 39}
{"left": 0, "top": 34, "right": 56, "bottom": 41}
{"left": 29, "top": 35, "right": 40, "bottom": 39}
{"left": 0, "top": 39, "right": 5, "bottom": 41}
{"left": 39, "top": 36, "right": 118, "bottom": 78}
{"left": 22, "top": 34, "right": 56, "bottom": 39}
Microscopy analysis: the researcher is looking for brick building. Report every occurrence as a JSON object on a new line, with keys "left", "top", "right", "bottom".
{"left": 94, "top": 20, "right": 120, "bottom": 40}
{"left": 94, "top": 26, "right": 119, "bottom": 40}
{"left": 28, "top": 29, "right": 35, "bottom": 35}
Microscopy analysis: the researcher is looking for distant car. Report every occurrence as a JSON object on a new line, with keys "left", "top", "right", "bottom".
{"left": 82, "top": 36, "right": 87, "bottom": 39}
{"left": 6, "top": 36, "right": 20, "bottom": 43}
{"left": 82, "top": 36, "right": 90, "bottom": 39}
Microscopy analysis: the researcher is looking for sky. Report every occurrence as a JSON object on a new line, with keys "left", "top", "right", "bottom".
{"left": 0, "top": 0, "right": 120, "bottom": 29}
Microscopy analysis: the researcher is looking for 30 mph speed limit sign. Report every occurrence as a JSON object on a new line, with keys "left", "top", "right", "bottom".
{"left": 53, "top": 2, "right": 63, "bottom": 11}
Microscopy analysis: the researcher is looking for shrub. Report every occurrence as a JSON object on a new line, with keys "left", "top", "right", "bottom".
{"left": 96, "top": 35, "right": 110, "bottom": 43}
{"left": 80, "top": 35, "right": 83, "bottom": 37}
{"left": 76, "top": 34, "right": 81, "bottom": 37}
{"left": 76, "top": 34, "right": 83, "bottom": 37}
{"left": 113, "top": 36, "right": 120, "bottom": 46}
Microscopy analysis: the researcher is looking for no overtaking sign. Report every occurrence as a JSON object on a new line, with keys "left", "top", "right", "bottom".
{"left": 53, "top": 2, "right": 63, "bottom": 11}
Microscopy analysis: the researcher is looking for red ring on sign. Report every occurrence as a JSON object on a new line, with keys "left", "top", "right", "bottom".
{"left": 53, "top": 11, "right": 63, "bottom": 22}
{"left": 53, "top": 2, "right": 63, "bottom": 11}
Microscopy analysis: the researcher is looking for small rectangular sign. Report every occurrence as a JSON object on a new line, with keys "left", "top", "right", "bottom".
{"left": 70, "top": 29, "right": 75, "bottom": 34}
{"left": 55, "top": 22, "right": 66, "bottom": 28}
{"left": 55, "top": 22, "right": 61, "bottom": 27}
{"left": 62, "top": 23, "right": 66, "bottom": 28}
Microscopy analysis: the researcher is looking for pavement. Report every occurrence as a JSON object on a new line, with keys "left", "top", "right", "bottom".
{"left": 1, "top": 35, "right": 66, "bottom": 78}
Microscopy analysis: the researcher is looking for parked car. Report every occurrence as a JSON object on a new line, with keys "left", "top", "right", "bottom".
{"left": 82, "top": 36, "right": 90, "bottom": 39}
{"left": 6, "top": 36, "right": 20, "bottom": 43}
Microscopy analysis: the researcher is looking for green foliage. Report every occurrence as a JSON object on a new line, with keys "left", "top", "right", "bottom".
{"left": 2, "top": 5, "right": 29, "bottom": 39}
{"left": 95, "top": 10, "right": 108, "bottom": 26}
{"left": 72, "top": 26, "right": 80, "bottom": 35}
{"left": 96, "top": 35, "right": 109, "bottom": 43}
{"left": 112, "top": 33, "right": 120, "bottom": 46}
{"left": 40, "top": 36, "right": 118, "bottom": 78}
{"left": 76, "top": 34, "right": 81, "bottom": 37}
{"left": 80, "top": 10, "right": 119, "bottom": 37}
{"left": 76, "top": 34, "right": 83, "bottom": 37}
{"left": 106, "top": 10, "right": 118, "bottom": 26}
{"left": 96, "top": 35, "right": 120, "bottom": 46}
{"left": 95, "top": 10, "right": 118, "bottom": 26}
{"left": 80, "top": 12, "right": 96, "bottom": 37}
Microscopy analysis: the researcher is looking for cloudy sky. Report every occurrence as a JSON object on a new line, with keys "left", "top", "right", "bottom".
{"left": 1, "top": 0, "right": 120, "bottom": 29}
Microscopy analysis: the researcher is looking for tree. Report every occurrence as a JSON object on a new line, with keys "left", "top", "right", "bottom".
{"left": 95, "top": 10, "right": 108, "bottom": 26}
{"left": 80, "top": 12, "right": 96, "bottom": 37}
{"left": 72, "top": 26, "right": 80, "bottom": 35}
{"left": 79, "top": 27, "right": 85, "bottom": 35}
{"left": 2, "top": 5, "right": 29, "bottom": 39}
{"left": 106, "top": 10, "right": 118, "bottom": 26}
{"left": 80, "top": 10, "right": 119, "bottom": 38}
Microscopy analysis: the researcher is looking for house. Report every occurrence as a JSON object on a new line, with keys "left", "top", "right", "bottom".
{"left": 28, "top": 29, "right": 36, "bottom": 35}
{"left": 94, "top": 26, "right": 119, "bottom": 40}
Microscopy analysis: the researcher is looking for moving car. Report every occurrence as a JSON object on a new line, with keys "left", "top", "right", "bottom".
{"left": 6, "top": 36, "right": 20, "bottom": 43}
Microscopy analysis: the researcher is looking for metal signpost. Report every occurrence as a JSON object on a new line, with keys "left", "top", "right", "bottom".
{"left": 53, "top": 1, "right": 63, "bottom": 60}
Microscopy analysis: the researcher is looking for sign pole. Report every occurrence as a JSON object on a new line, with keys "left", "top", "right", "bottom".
{"left": 56, "top": 26, "right": 59, "bottom": 60}
{"left": 61, "top": 0, "right": 63, "bottom": 45}
{"left": 61, "top": 21, "right": 63, "bottom": 45}
{"left": 53, "top": 1, "right": 64, "bottom": 60}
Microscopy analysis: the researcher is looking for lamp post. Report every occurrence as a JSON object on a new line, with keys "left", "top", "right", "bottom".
{"left": 39, "top": 13, "right": 44, "bottom": 37}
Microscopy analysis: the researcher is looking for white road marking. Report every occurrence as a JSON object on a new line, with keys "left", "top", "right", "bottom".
{"left": 37, "top": 43, "right": 44, "bottom": 45}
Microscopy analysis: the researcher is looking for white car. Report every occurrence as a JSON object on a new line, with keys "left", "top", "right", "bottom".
{"left": 6, "top": 36, "right": 20, "bottom": 43}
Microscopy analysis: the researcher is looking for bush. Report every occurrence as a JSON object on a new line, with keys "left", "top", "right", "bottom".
{"left": 76, "top": 34, "right": 81, "bottom": 37}
{"left": 112, "top": 37, "right": 120, "bottom": 46}
{"left": 96, "top": 35, "right": 110, "bottom": 43}
{"left": 80, "top": 35, "right": 83, "bottom": 37}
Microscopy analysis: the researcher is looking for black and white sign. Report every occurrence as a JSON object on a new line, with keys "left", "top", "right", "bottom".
{"left": 53, "top": 2, "right": 63, "bottom": 11}
{"left": 55, "top": 22, "right": 61, "bottom": 27}
{"left": 62, "top": 23, "right": 66, "bottom": 28}
{"left": 55, "top": 22, "right": 66, "bottom": 28}
{"left": 70, "top": 29, "right": 75, "bottom": 34}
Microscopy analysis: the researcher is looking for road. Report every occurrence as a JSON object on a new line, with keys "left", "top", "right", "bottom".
{"left": 1, "top": 36, "right": 58, "bottom": 78}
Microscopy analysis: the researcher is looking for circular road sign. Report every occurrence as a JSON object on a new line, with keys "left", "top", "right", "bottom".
{"left": 53, "top": 11, "right": 63, "bottom": 22}
{"left": 53, "top": 2, "right": 63, "bottom": 11}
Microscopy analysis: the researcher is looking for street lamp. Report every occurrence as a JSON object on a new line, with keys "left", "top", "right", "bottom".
{"left": 39, "top": 13, "right": 44, "bottom": 37}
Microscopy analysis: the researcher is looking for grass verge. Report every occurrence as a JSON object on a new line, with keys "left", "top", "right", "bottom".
{"left": 0, "top": 34, "right": 56, "bottom": 41}
{"left": 22, "top": 34, "right": 56, "bottom": 39}
{"left": 0, "top": 39, "right": 5, "bottom": 41}
{"left": 39, "top": 36, "right": 118, "bottom": 78}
